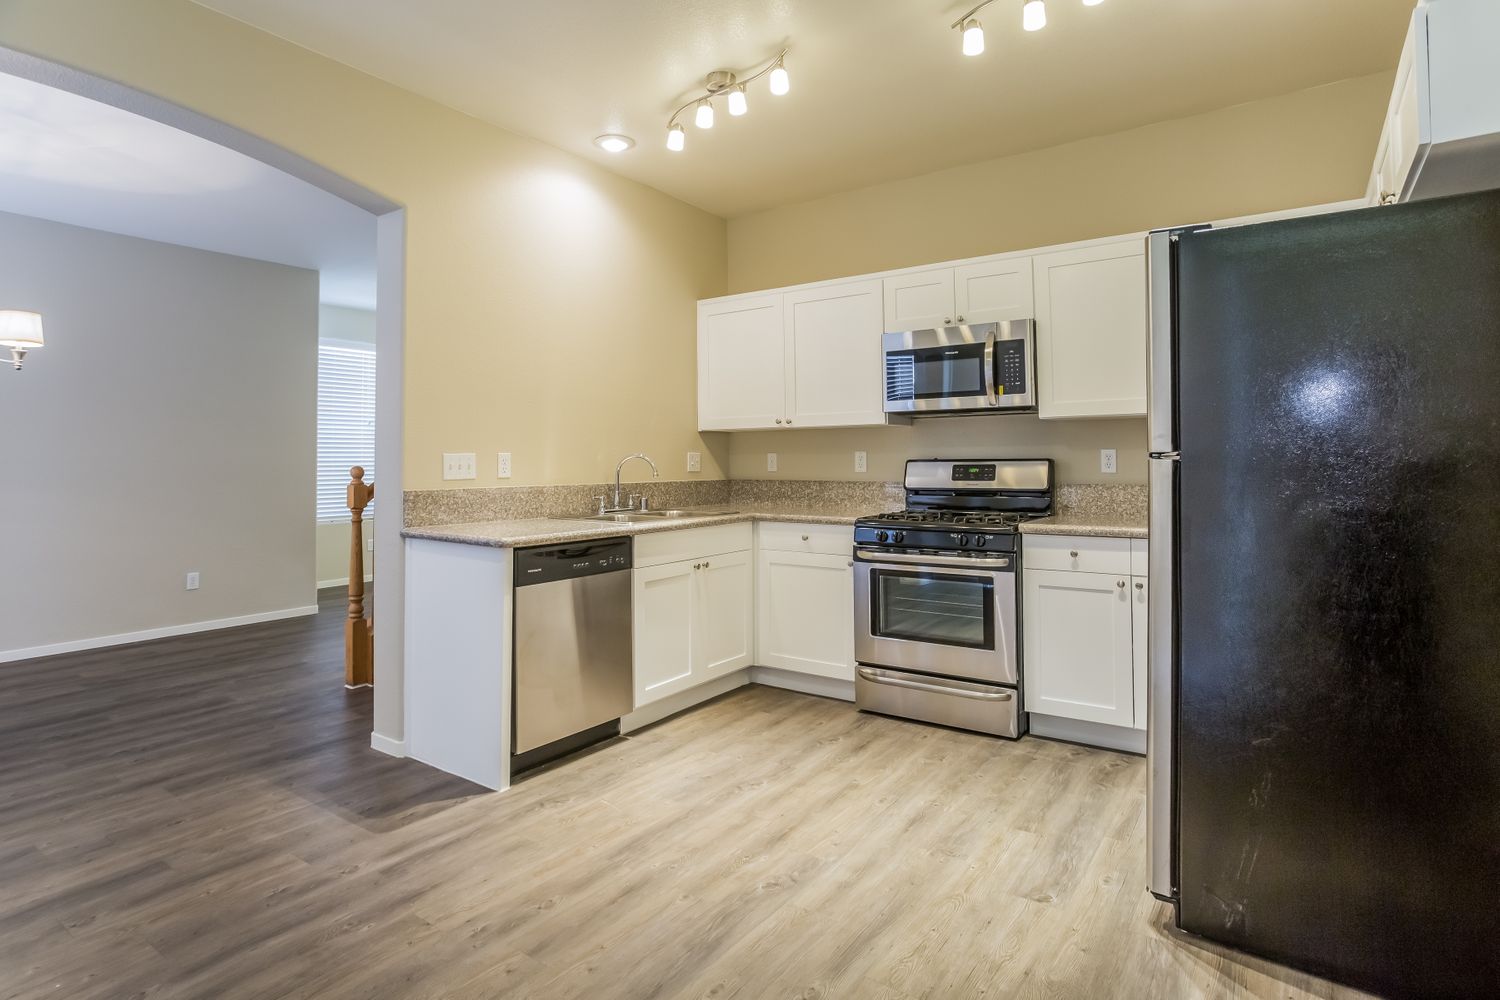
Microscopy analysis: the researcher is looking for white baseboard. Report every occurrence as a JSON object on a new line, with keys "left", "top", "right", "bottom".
{"left": 1029, "top": 714, "right": 1147, "bottom": 755}
{"left": 748, "top": 665, "right": 855, "bottom": 702}
{"left": 370, "top": 731, "right": 406, "bottom": 757}
{"left": 318, "top": 575, "right": 374, "bottom": 590}
{"left": 0, "top": 605, "right": 321, "bottom": 664}
{"left": 621, "top": 670, "right": 750, "bottom": 734}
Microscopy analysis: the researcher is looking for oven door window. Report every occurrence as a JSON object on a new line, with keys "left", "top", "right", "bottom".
{"left": 871, "top": 569, "right": 994, "bottom": 650}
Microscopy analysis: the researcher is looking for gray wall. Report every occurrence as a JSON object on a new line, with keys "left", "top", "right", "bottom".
{"left": 0, "top": 211, "right": 318, "bottom": 658}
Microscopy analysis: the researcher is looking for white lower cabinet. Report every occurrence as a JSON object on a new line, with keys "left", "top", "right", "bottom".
{"left": 756, "top": 548, "right": 854, "bottom": 680}
{"left": 1023, "top": 568, "right": 1135, "bottom": 728}
{"left": 1023, "top": 535, "right": 1150, "bottom": 735}
{"left": 633, "top": 546, "right": 753, "bottom": 708}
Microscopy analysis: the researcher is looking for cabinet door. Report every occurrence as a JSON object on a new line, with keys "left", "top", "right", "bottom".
{"left": 695, "top": 549, "right": 754, "bottom": 679}
{"left": 1033, "top": 238, "right": 1148, "bottom": 419}
{"left": 1132, "top": 576, "right": 1148, "bottom": 731}
{"left": 785, "top": 279, "right": 886, "bottom": 428}
{"left": 954, "top": 256, "right": 1033, "bottom": 325}
{"left": 1388, "top": 8, "right": 1429, "bottom": 202}
{"left": 698, "top": 293, "right": 785, "bottom": 430}
{"left": 1023, "top": 568, "right": 1135, "bottom": 727}
{"left": 633, "top": 559, "right": 697, "bottom": 707}
{"left": 882, "top": 269, "right": 955, "bottom": 332}
{"left": 756, "top": 549, "right": 854, "bottom": 680}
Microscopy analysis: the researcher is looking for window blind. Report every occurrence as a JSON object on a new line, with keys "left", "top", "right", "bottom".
{"left": 317, "top": 341, "right": 376, "bottom": 522}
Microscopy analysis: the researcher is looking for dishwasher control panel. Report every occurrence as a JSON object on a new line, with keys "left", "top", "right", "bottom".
{"left": 515, "top": 537, "right": 632, "bottom": 586}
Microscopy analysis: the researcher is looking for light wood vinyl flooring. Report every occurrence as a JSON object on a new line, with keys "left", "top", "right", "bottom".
{"left": 0, "top": 589, "right": 1375, "bottom": 1000}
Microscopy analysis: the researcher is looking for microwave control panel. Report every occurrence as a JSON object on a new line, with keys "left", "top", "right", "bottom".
{"left": 996, "top": 340, "right": 1028, "bottom": 396}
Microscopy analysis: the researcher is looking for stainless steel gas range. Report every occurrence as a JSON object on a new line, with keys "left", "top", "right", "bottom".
{"left": 852, "top": 459, "right": 1054, "bottom": 739}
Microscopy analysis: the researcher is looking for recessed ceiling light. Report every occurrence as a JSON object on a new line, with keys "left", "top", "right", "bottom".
{"left": 593, "top": 134, "right": 635, "bottom": 153}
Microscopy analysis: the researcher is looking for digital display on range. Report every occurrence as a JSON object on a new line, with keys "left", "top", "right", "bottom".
{"left": 951, "top": 464, "right": 996, "bottom": 482}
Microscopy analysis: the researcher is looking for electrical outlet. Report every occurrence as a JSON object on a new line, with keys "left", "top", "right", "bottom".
{"left": 686, "top": 451, "right": 702, "bottom": 474}
{"left": 854, "top": 451, "right": 868, "bottom": 474}
{"left": 442, "top": 452, "right": 477, "bottom": 481}
{"left": 185, "top": 571, "right": 200, "bottom": 591}
{"left": 497, "top": 452, "right": 512, "bottom": 479}
{"left": 1101, "top": 449, "right": 1118, "bottom": 475}
{"left": 767, "top": 452, "right": 779, "bottom": 473}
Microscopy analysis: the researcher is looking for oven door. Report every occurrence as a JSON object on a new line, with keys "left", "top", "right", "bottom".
{"left": 853, "top": 548, "right": 1018, "bottom": 685}
{"left": 882, "top": 322, "right": 1035, "bottom": 414}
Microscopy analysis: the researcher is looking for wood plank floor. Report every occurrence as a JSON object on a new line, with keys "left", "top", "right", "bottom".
{"left": 0, "top": 588, "right": 1375, "bottom": 1000}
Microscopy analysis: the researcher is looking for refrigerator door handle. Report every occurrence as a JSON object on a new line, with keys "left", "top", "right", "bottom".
{"left": 1147, "top": 230, "right": 1176, "bottom": 455}
{"left": 1147, "top": 455, "right": 1177, "bottom": 901}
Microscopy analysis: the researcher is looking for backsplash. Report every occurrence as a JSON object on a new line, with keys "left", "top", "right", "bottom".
{"left": 403, "top": 478, "right": 1139, "bottom": 527}
{"left": 1054, "top": 483, "right": 1149, "bottom": 519}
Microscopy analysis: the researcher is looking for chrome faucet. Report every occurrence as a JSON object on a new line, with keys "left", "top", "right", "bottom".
{"left": 602, "top": 453, "right": 659, "bottom": 513}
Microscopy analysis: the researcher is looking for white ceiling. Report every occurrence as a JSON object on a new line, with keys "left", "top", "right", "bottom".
{"left": 0, "top": 71, "right": 377, "bottom": 308}
{"left": 192, "top": 0, "right": 1415, "bottom": 218}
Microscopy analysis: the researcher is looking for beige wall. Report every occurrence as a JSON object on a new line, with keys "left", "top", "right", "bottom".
{"left": 0, "top": 211, "right": 317, "bottom": 657}
{"left": 0, "top": 0, "right": 728, "bottom": 492}
{"left": 721, "top": 73, "right": 1391, "bottom": 484}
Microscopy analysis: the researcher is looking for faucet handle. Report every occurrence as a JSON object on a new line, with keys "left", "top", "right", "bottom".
{"left": 628, "top": 493, "right": 642, "bottom": 510}
{"left": 638, "top": 495, "right": 650, "bottom": 512}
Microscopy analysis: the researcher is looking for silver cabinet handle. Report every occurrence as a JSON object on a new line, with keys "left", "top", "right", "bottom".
{"left": 1117, "top": 580, "right": 1126, "bottom": 589}
{"left": 943, "top": 317, "right": 952, "bottom": 325}
{"left": 956, "top": 314, "right": 965, "bottom": 322}
{"left": 855, "top": 547, "right": 1011, "bottom": 570}
{"left": 785, "top": 419, "right": 792, "bottom": 425}
{"left": 703, "top": 560, "right": 710, "bottom": 568}
{"left": 801, "top": 534, "right": 809, "bottom": 541}
{"left": 775, "top": 418, "right": 782, "bottom": 425}
{"left": 1135, "top": 581, "right": 1145, "bottom": 590}
{"left": 693, "top": 563, "right": 701, "bottom": 570}
{"left": 857, "top": 668, "right": 1013, "bottom": 702}
{"left": 1070, "top": 550, "right": 1079, "bottom": 558}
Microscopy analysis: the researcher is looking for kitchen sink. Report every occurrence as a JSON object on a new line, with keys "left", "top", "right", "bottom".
{"left": 575, "top": 508, "right": 738, "bottom": 523}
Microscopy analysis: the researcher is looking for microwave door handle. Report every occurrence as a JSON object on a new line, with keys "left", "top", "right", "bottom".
{"left": 983, "top": 329, "right": 998, "bottom": 406}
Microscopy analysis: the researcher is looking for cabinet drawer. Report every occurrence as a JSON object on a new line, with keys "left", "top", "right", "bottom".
{"left": 1130, "top": 538, "right": 1149, "bottom": 577}
{"left": 757, "top": 521, "right": 854, "bottom": 556}
{"left": 634, "top": 522, "right": 753, "bottom": 568}
{"left": 1023, "top": 534, "right": 1131, "bottom": 576}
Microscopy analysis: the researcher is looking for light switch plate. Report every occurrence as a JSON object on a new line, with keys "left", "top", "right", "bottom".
{"left": 1101, "top": 449, "right": 1118, "bottom": 474}
{"left": 686, "top": 451, "right": 702, "bottom": 473}
{"left": 443, "top": 453, "right": 477, "bottom": 480}
{"left": 185, "top": 571, "right": 200, "bottom": 591}
{"left": 767, "top": 452, "right": 779, "bottom": 473}
{"left": 497, "top": 452, "right": 512, "bottom": 479}
{"left": 854, "top": 451, "right": 868, "bottom": 474}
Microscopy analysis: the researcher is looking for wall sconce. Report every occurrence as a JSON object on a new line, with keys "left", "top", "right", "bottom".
{"left": 0, "top": 310, "right": 44, "bottom": 370}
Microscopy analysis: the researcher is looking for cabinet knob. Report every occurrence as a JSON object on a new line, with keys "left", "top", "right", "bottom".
{"left": 847, "top": 560, "right": 854, "bottom": 567}
{"left": 956, "top": 315, "right": 965, "bottom": 323}
{"left": 703, "top": 561, "right": 711, "bottom": 568}
{"left": 693, "top": 563, "right": 701, "bottom": 570}
{"left": 775, "top": 418, "right": 783, "bottom": 425}
{"left": 785, "top": 419, "right": 792, "bottom": 425}
{"left": 1135, "top": 581, "right": 1145, "bottom": 590}
{"left": 801, "top": 534, "right": 810, "bottom": 541}
{"left": 943, "top": 317, "right": 952, "bottom": 325}
{"left": 1070, "top": 550, "right": 1079, "bottom": 558}
{"left": 1117, "top": 580, "right": 1126, "bottom": 589}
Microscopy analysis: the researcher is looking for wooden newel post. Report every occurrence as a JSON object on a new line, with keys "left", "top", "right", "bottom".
{"left": 346, "top": 466, "right": 375, "bottom": 688}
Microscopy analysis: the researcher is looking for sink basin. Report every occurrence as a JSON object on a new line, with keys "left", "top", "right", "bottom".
{"left": 574, "top": 508, "right": 738, "bottom": 523}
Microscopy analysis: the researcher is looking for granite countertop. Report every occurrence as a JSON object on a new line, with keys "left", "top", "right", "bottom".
{"left": 1019, "top": 509, "right": 1149, "bottom": 539}
{"left": 402, "top": 503, "right": 880, "bottom": 549}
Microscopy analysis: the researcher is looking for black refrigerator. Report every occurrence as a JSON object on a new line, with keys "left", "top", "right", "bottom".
{"left": 1145, "top": 190, "right": 1500, "bottom": 1000}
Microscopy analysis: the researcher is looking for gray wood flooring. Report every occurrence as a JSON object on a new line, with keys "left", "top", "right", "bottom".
{"left": 0, "top": 588, "right": 1374, "bottom": 999}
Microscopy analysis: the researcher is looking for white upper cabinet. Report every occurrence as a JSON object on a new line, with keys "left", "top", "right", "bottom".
{"left": 1032, "top": 237, "right": 1148, "bottom": 419}
{"left": 954, "top": 256, "right": 1033, "bottom": 325}
{"left": 698, "top": 293, "right": 784, "bottom": 431}
{"left": 1369, "top": 0, "right": 1500, "bottom": 205}
{"left": 882, "top": 270, "right": 955, "bottom": 332}
{"left": 785, "top": 280, "right": 886, "bottom": 428}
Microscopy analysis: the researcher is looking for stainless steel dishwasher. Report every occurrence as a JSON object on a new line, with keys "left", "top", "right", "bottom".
{"left": 512, "top": 537, "right": 633, "bottom": 772}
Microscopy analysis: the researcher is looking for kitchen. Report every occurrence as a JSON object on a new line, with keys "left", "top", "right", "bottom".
{"left": 4, "top": 0, "right": 1496, "bottom": 996}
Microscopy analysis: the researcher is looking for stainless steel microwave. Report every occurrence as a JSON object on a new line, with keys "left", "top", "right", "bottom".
{"left": 882, "top": 321, "right": 1036, "bottom": 415}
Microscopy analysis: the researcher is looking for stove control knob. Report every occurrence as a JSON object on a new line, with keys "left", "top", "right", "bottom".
{"left": 893, "top": 531, "right": 905, "bottom": 544}
{"left": 875, "top": 530, "right": 889, "bottom": 543}
{"left": 956, "top": 534, "right": 971, "bottom": 548}
{"left": 974, "top": 535, "right": 988, "bottom": 548}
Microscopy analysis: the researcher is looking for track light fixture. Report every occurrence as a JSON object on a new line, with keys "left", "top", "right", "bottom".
{"left": 951, "top": 0, "right": 1101, "bottom": 54}
{"left": 665, "top": 50, "right": 789, "bottom": 152}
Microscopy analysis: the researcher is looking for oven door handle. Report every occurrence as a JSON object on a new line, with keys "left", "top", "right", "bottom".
{"left": 857, "top": 668, "right": 1014, "bottom": 702}
{"left": 855, "top": 547, "right": 1011, "bottom": 570}
{"left": 983, "top": 328, "right": 998, "bottom": 406}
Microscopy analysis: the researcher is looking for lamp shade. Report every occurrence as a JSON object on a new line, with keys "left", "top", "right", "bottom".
{"left": 0, "top": 310, "right": 44, "bottom": 348}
